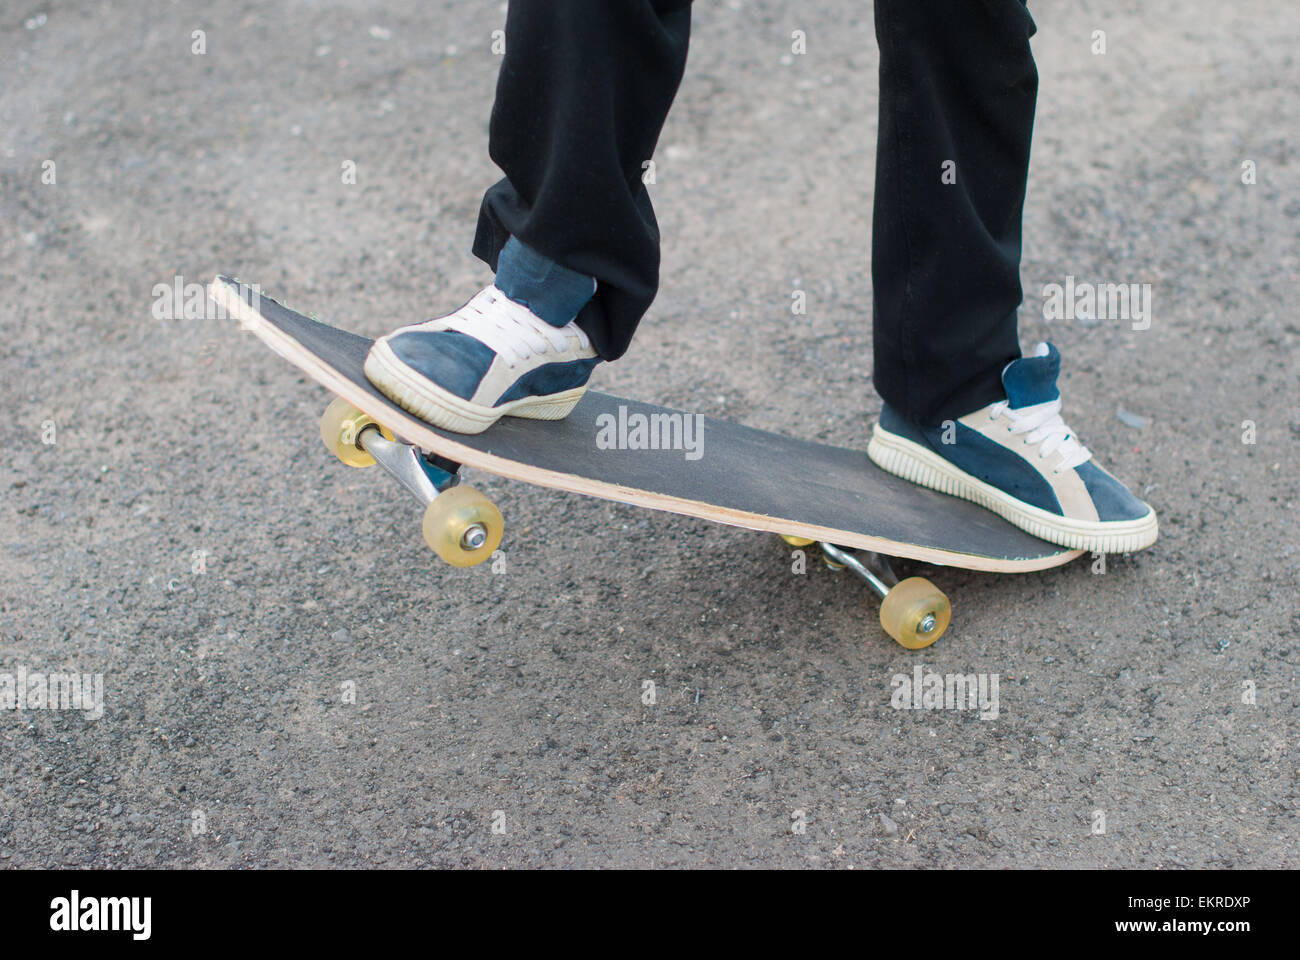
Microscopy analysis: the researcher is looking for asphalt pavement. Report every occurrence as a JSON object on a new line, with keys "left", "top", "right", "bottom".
{"left": 0, "top": 1, "right": 1295, "bottom": 867}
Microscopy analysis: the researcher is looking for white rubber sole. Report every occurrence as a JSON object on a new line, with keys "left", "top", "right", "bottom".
{"left": 363, "top": 338, "right": 587, "bottom": 435}
{"left": 867, "top": 424, "right": 1158, "bottom": 554}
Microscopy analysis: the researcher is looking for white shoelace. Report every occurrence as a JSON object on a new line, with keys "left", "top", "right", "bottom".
{"left": 989, "top": 398, "right": 1092, "bottom": 472}
{"left": 437, "top": 285, "right": 590, "bottom": 368}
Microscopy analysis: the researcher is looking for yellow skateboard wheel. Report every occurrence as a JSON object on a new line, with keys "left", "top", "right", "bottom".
{"left": 421, "top": 485, "right": 503, "bottom": 567}
{"left": 879, "top": 577, "right": 951, "bottom": 649}
{"left": 320, "top": 397, "right": 394, "bottom": 468}
{"left": 779, "top": 534, "right": 816, "bottom": 548}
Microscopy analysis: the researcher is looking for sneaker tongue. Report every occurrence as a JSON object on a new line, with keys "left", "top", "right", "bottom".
{"left": 1001, "top": 342, "right": 1061, "bottom": 409}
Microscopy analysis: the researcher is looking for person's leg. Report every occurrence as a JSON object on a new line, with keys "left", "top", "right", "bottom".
{"left": 871, "top": 0, "right": 1037, "bottom": 428}
{"left": 473, "top": 0, "right": 693, "bottom": 359}
{"left": 366, "top": 0, "right": 692, "bottom": 434}
{"left": 868, "top": 1, "right": 1157, "bottom": 553}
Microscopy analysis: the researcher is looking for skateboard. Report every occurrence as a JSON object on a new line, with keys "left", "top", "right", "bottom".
{"left": 212, "top": 276, "right": 1082, "bottom": 649}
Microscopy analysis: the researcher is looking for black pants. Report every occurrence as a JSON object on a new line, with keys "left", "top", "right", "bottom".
{"left": 472, "top": 0, "right": 1038, "bottom": 428}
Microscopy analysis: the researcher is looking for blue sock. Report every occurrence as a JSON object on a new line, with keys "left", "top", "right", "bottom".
{"left": 494, "top": 236, "right": 597, "bottom": 328}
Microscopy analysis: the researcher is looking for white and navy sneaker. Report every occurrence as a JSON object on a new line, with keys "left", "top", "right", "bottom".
{"left": 868, "top": 343, "right": 1158, "bottom": 553}
{"left": 364, "top": 285, "right": 599, "bottom": 434}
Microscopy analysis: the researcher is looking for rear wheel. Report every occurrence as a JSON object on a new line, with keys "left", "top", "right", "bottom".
{"left": 879, "top": 577, "right": 950, "bottom": 649}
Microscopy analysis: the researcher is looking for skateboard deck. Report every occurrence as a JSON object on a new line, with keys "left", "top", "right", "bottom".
{"left": 213, "top": 276, "right": 1080, "bottom": 577}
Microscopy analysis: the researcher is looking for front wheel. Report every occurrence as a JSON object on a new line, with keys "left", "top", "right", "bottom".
{"left": 421, "top": 485, "right": 503, "bottom": 567}
{"left": 319, "top": 397, "right": 393, "bottom": 468}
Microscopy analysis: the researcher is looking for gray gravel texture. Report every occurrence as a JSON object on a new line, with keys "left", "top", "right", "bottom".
{"left": 1, "top": 1, "right": 1296, "bottom": 868}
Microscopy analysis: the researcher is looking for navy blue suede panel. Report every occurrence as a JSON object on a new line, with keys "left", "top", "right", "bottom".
{"left": 495, "top": 235, "right": 596, "bottom": 328}
{"left": 932, "top": 423, "right": 1063, "bottom": 515}
{"left": 1002, "top": 342, "right": 1061, "bottom": 409}
{"left": 879, "top": 403, "right": 1062, "bottom": 515}
{"left": 494, "top": 358, "right": 600, "bottom": 406}
{"left": 387, "top": 331, "right": 496, "bottom": 400}
{"left": 1075, "top": 462, "right": 1150, "bottom": 521}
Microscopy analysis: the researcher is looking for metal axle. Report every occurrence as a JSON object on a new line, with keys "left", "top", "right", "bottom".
{"left": 356, "top": 426, "right": 460, "bottom": 506}
{"left": 818, "top": 543, "right": 899, "bottom": 600}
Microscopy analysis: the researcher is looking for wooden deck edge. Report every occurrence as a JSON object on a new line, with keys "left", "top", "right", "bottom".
{"left": 211, "top": 277, "right": 1084, "bottom": 574}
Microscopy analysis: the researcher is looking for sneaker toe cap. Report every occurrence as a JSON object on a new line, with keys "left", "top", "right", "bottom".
{"left": 384, "top": 330, "right": 496, "bottom": 400}
{"left": 1075, "top": 461, "right": 1152, "bottom": 521}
